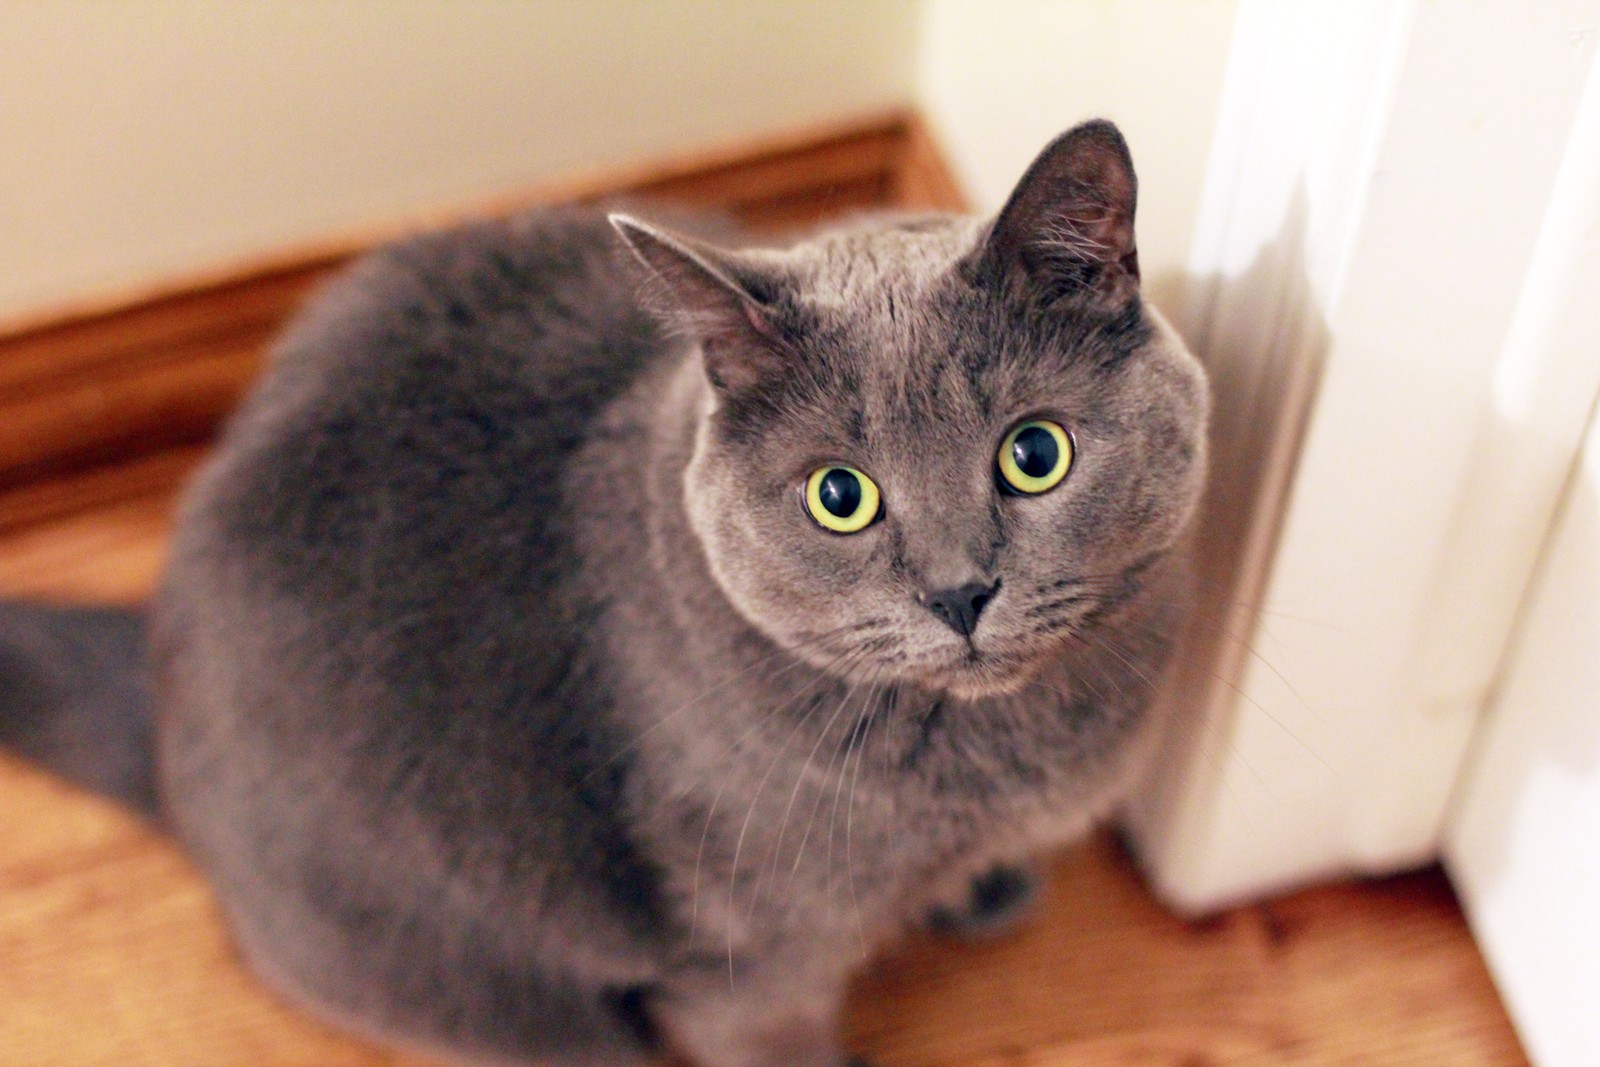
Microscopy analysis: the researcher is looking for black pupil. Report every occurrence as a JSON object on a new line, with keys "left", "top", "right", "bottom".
{"left": 1012, "top": 426, "right": 1060, "bottom": 479}
{"left": 818, "top": 469, "right": 863, "bottom": 518}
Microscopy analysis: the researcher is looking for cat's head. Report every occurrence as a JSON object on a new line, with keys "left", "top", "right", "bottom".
{"left": 614, "top": 120, "right": 1208, "bottom": 699}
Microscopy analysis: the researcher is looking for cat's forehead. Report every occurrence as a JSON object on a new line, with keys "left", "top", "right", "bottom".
{"left": 787, "top": 217, "right": 984, "bottom": 302}
{"left": 781, "top": 219, "right": 1059, "bottom": 438}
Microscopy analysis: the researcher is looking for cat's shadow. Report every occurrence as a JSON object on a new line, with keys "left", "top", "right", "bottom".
{"left": 1140, "top": 182, "right": 1596, "bottom": 901}
{"left": 1115, "top": 184, "right": 1350, "bottom": 886}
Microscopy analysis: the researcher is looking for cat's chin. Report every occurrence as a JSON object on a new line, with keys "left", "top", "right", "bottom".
{"left": 914, "top": 650, "right": 1042, "bottom": 701}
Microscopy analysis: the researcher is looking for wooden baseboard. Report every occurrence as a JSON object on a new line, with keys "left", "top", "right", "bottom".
{"left": 0, "top": 109, "right": 966, "bottom": 516}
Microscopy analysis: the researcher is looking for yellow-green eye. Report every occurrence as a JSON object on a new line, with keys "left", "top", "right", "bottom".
{"left": 998, "top": 419, "right": 1073, "bottom": 494}
{"left": 804, "top": 466, "right": 881, "bottom": 533}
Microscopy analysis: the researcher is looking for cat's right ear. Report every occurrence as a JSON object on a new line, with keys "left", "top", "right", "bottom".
{"left": 966, "top": 119, "right": 1141, "bottom": 314}
{"left": 609, "top": 214, "right": 789, "bottom": 394}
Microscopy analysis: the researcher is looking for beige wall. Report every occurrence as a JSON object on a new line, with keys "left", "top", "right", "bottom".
{"left": 917, "top": 0, "right": 1238, "bottom": 311}
{"left": 1, "top": 0, "right": 1240, "bottom": 324}
{"left": 0, "top": 0, "right": 918, "bottom": 323}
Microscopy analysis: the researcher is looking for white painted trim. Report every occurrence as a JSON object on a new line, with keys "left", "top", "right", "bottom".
{"left": 1444, "top": 408, "right": 1600, "bottom": 1067}
{"left": 1125, "top": 0, "right": 1600, "bottom": 913}
{"left": 1444, "top": 37, "right": 1600, "bottom": 1067}
{"left": 1122, "top": 0, "right": 1416, "bottom": 908}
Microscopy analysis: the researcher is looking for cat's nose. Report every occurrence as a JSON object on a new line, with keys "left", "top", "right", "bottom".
{"left": 921, "top": 579, "right": 999, "bottom": 637}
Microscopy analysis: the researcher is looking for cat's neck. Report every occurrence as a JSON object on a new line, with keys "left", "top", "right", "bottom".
{"left": 585, "top": 340, "right": 1183, "bottom": 819}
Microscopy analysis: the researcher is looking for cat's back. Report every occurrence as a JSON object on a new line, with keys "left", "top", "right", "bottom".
{"left": 155, "top": 205, "right": 677, "bottom": 829}
{"left": 170, "top": 207, "right": 660, "bottom": 608}
{"left": 151, "top": 208, "right": 686, "bottom": 1005}
{"left": 242, "top": 206, "right": 659, "bottom": 478}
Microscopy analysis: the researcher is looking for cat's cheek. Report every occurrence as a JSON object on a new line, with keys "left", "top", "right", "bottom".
{"left": 680, "top": 470, "right": 824, "bottom": 640}
{"left": 1101, "top": 440, "right": 1207, "bottom": 558}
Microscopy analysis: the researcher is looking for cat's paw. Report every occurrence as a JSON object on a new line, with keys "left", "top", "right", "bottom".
{"left": 926, "top": 863, "right": 1040, "bottom": 941}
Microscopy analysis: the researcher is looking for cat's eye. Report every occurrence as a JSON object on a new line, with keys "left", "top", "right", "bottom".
{"left": 804, "top": 466, "right": 881, "bottom": 534}
{"left": 997, "top": 419, "right": 1073, "bottom": 495}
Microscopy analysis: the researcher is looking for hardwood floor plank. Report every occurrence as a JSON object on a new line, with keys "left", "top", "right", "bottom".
{"left": 0, "top": 758, "right": 432, "bottom": 1067}
{"left": 0, "top": 112, "right": 953, "bottom": 492}
{"left": 847, "top": 840, "right": 1527, "bottom": 1067}
{"left": 0, "top": 445, "right": 204, "bottom": 534}
{"left": 0, "top": 115, "right": 1528, "bottom": 1067}
{"left": 0, "top": 491, "right": 175, "bottom": 604}
{"left": 0, "top": 451, "right": 1531, "bottom": 1067}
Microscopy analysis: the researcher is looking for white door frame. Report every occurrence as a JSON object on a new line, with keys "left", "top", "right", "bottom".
{"left": 1124, "top": 0, "right": 1600, "bottom": 918}
{"left": 1444, "top": 30, "right": 1600, "bottom": 1065}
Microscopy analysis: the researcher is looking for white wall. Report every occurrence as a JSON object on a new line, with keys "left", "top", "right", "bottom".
{"left": 0, "top": 1, "right": 1243, "bottom": 329}
{"left": 916, "top": 0, "right": 1239, "bottom": 311}
{"left": 0, "top": 0, "right": 918, "bottom": 325}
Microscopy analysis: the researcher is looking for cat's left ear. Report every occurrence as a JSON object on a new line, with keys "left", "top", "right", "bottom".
{"left": 610, "top": 214, "right": 791, "bottom": 394}
{"left": 967, "top": 119, "right": 1141, "bottom": 312}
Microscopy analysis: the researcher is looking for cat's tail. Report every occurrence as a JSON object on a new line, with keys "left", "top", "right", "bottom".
{"left": 0, "top": 601, "right": 159, "bottom": 818}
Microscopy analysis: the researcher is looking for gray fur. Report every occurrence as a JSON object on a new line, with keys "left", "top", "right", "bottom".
{"left": 0, "top": 602, "right": 155, "bottom": 813}
{"left": 6, "top": 121, "right": 1207, "bottom": 1067}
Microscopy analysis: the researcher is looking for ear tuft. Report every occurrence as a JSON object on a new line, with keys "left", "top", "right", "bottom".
{"left": 971, "top": 119, "right": 1141, "bottom": 312}
{"left": 609, "top": 214, "right": 789, "bottom": 393}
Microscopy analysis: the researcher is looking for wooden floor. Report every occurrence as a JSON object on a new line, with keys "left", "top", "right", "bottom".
{"left": 0, "top": 112, "right": 1529, "bottom": 1067}
{"left": 0, "top": 456, "right": 1532, "bottom": 1067}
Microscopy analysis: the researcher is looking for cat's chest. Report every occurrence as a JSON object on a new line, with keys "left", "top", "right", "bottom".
{"left": 645, "top": 692, "right": 1048, "bottom": 879}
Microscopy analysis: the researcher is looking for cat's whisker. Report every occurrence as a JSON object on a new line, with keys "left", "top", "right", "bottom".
{"left": 1023, "top": 594, "right": 1099, "bottom": 620}
{"left": 1030, "top": 591, "right": 1292, "bottom": 809}
{"left": 1068, "top": 659, "right": 1277, "bottom": 808}
{"left": 1037, "top": 651, "right": 1270, "bottom": 817}
{"left": 583, "top": 621, "right": 865, "bottom": 787}
{"left": 843, "top": 670, "right": 887, "bottom": 960}
{"left": 784, "top": 673, "right": 873, "bottom": 891}
{"left": 1034, "top": 553, "right": 1162, "bottom": 596}
{"left": 824, "top": 688, "right": 872, "bottom": 890}
{"left": 1099, "top": 610, "right": 1335, "bottom": 776}
{"left": 1100, "top": 579, "right": 1337, "bottom": 748}
{"left": 1085, "top": 632, "right": 1160, "bottom": 696}
{"left": 1188, "top": 616, "right": 1324, "bottom": 726}
{"left": 1028, "top": 667, "right": 1277, "bottom": 809}
{"left": 690, "top": 643, "right": 859, "bottom": 946}
{"left": 724, "top": 665, "right": 858, "bottom": 993}
{"left": 1026, "top": 668, "right": 1103, "bottom": 710}
{"left": 1037, "top": 573, "right": 1127, "bottom": 594}
{"left": 1128, "top": 572, "right": 1355, "bottom": 637}
{"left": 757, "top": 662, "right": 871, "bottom": 912}
{"left": 824, "top": 682, "right": 880, "bottom": 907}
{"left": 882, "top": 683, "right": 902, "bottom": 865}
{"left": 1193, "top": 660, "right": 1335, "bottom": 776}
{"left": 1109, "top": 588, "right": 1329, "bottom": 728}
{"left": 1062, "top": 634, "right": 1130, "bottom": 708}
{"left": 688, "top": 778, "right": 727, "bottom": 944}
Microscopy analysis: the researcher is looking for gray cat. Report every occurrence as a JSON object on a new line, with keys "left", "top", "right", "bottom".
{"left": 0, "top": 120, "right": 1207, "bottom": 1067}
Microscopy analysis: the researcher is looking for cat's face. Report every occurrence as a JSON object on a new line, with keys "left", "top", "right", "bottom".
{"left": 618, "top": 121, "right": 1208, "bottom": 699}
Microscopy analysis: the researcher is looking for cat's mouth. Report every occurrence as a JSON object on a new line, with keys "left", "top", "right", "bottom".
{"left": 914, "top": 644, "right": 1040, "bottom": 700}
